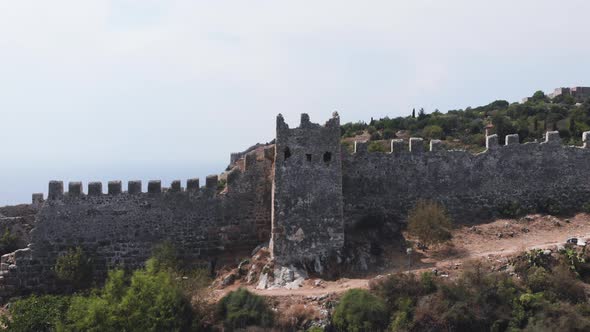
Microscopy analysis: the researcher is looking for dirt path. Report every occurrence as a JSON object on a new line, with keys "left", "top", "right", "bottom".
{"left": 246, "top": 213, "right": 590, "bottom": 297}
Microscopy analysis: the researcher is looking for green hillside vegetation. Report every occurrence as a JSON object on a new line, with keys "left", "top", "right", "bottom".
{"left": 341, "top": 90, "right": 590, "bottom": 152}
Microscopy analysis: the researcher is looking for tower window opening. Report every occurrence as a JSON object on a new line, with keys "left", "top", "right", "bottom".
{"left": 284, "top": 147, "right": 292, "bottom": 161}
{"left": 306, "top": 154, "right": 312, "bottom": 162}
{"left": 323, "top": 151, "right": 332, "bottom": 163}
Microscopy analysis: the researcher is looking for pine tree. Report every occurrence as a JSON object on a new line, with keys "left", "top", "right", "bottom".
{"left": 412, "top": 108, "right": 416, "bottom": 118}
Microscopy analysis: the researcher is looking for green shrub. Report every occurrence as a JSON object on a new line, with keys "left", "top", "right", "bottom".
{"left": 149, "top": 241, "right": 181, "bottom": 272}
{"left": 371, "top": 272, "right": 436, "bottom": 312}
{"left": 407, "top": 200, "right": 453, "bottom": 246}
{"left": 498, "top": 200, "right": 524, "bottom": 218}
{"left": 537, "top": 198, "right": 562, "bottom": 215}
{"left": 217, "top": 179, "right": 227, "bottom": 192}
{"left": 54, "top": 247, "right": 93, "bottom": 289}
{"left": 422, "top": 125, "right": 443, "bottom": 139}
{"left": 61, "top": 268, "right": 194, "bottom": 332}
{"left": 389, "top": 297, "right": 413, "bottom": 331}
{"left": 370, "top": 132, "right": 382, "bottom": 141}
{"left": 524, "top": 266, "right": 552, "bottom": 293}
{"left": 0, "top": 227, "right": 19, "bottom": 255}
{"left": 216, "top": 287, "right": 273, "bottom": 330}
{"left": 383, "top": 128, "right": 396, "bottom": 139}
{"left": 1, "top": 295, "right": 70, "bottom": 332}
{"left": 560, "top": 248, "right": 586, "bottom": 276}
{"left": 368, "top": 141, "right": 387, "bottom": 152}
{"left": 332, "top": 289, "right": 389, "bottom": 332}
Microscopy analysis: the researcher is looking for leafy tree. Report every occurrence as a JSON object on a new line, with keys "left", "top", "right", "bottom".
{"left": 54, "top": 247, "right": 93, "bottom": 289}
{"left": 332, "top": 289, "right": 389, "bottom": 332}
{"left": 407, "top": 200, "right": 453, "bottom": 245}
{"left": 61, "top": 268, "right": 194, "bottom": 332}
{"left": 531, "top": 90, "right": 548, "bottom": 102}
{"left": 216, "top": 288, "right": 273, "bottom": 330}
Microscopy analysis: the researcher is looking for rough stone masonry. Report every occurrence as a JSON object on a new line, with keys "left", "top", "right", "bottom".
{"left": 2, "top": 113, "right": 590, "bottom": 300}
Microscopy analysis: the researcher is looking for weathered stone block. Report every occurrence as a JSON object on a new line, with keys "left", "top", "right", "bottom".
{"left": 48, "top": 181, "right": 64, "bottom": 200}
{"left": 187, "top": 178, "right": 200, "bottom": 191}
{"left": 206, "top": 175, "right": 218, "bottom": 189}
{"left": 108, "top": 181, "right": 122, "bottom": 195}
{"left": 170, "top": 180, "right": 181, "bottom": 192}
{"left": 486, "top": 134, "right": 498, "bottom": 150}
{"left": 68, "top": 182, "right": 83, "bottom": 196}
{"left": 390, "top": 139, "right": 405, "bottom": 153}
{"left": 354, "top": 141, "right": 368, "bottom": 153}
{"left": 128, "top": 181, "right": 142, "bottom": 194}
{"left": 505, "top": 134, "right": 519, "bottom": 145}
{"left": 88, "top": 182, "right": 103, "bottom": 196}
{"left": 409, "top": 137, "right": 424, "bottom": 153}
{"left": 545, "top": 131, "right": 560, "bottom": 144}
{"left": 430, "top": 140, "right": 443, "bottom": 152}
{"left": 147, "top": 180, "right": 161, "bottom": 194}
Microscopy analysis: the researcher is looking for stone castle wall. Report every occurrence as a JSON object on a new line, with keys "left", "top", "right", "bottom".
{"left": 3, "top": 114, "right": 590, "bottom": 300}
{"left": 342, "top": 132, "right": 590, "bottom": 228}
{"left": 0, "top": 149, "right": 273, "bottom": 299}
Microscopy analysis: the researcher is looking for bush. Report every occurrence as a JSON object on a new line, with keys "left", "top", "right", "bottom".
{"left": 407, "top": 200, "right": 453, "bottom": 246}
{"left": 332, "top": 289, "right": 389, "bottom": 332}
{"left": 383, "top": 128, "right": 396, "bottom": 139}
{"left": 370, "top": 132, "right": 382, "bottom": 141}
{"left": 54, "top": 247, "right": 93, "bottom": 289}
{"left": 368, "top": 141, "right": 387, "bottom": 152}
{"left": 370, "top": 272, "right": 436, "bottom": 311}
{"left": 422, "top": 125, "right": 444, "bottom": 139}
{"left": 149, "top": 241, "right": 181, "bottom": 272}
{"left": 216, "top": 288, "right": 273, "bottom": 329}
{"left": 61, "top": 268, "right": 195, "bottom": 332}
{"left": 0, "top": 227, "right": 19, "bottom": 255}
{"left": 498, "top": 200, "right": 524, "bottom": 218}
{"left": 307, "top": 327, "right": 324, "bottom": 332}
{"left": 412, "top": 267, "right": 520, "bottom": 331}
{"left": 537, "top": 198, "right": 563, "bottom": 215}
{"left": 1, "top": 295, "right": 69, "bottom": 332}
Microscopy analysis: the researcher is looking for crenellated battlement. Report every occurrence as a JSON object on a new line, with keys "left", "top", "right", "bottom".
{"left": 348, "top": 131, "right": 590, "bottom": 157}
{"left": 276, "top": 112, "right": 341, "bottom": 132}
{"left": 43, "top": 175, "right": 235, "bottom": 201}
{"left": 343, "top": 127, "right": 590, "bottom": 232}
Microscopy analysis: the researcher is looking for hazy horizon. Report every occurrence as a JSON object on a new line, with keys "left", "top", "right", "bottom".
{"left": 2, "top": 0, "right": 590, "bottom": 205}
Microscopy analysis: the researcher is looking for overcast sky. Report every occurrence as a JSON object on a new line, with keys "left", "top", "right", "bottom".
{"left": 1, "top": 0, "right": 589, "bottom": 205}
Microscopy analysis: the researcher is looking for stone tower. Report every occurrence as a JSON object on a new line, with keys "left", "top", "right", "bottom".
{"left": 270, "top": 113, "right": 345, "bottom": 272}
